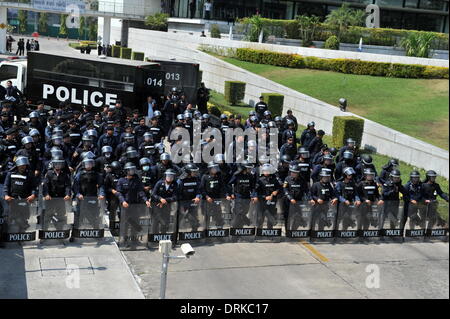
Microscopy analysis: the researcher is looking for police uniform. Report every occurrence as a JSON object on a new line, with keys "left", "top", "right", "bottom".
{"left": 151, "top": 179, "right": 178, "bottom": 234}
{"left": 255, "top": 174, "right": 282, "bottom": 229}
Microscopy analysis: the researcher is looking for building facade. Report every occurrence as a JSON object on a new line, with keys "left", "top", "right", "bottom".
{"left": 172, "top": 0, "right": 449, "bottom": 33}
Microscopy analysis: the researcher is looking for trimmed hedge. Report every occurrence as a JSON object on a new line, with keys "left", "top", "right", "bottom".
{"left": 239, "top": 17, "right": 449, "bottom": 50}
{"left": 234, "top": 48, "right": 449, "bottom": 79}
{"left": 224, "top": 81, "right": 246, "bottom": 105}
{"left": 132, "top": 51, "right": 145, "bottom": 61}
{"left": 112, "top": 45, "right": 121, "bottom": 58}
{"left": 332, "top": 116, "right": 365, "bottom": 148}
{"left": 261, "top": 93, "right": 284, "bottom": 117}
{"left": 120, "top": 47, "right": 132, "bottom": 59}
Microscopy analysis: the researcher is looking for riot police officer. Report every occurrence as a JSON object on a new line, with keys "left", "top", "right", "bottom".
{"left": 151, "top": 169, "right": 178, "bottom": 234}
{"left": 103, "top": 161, "right": 122, "bottom": 231}
{"left": 72, "top": 158, "right": 105, "bottom": 231}
{"left": 402, "top": 170, "right": 425, "bottom": 229}
{"left": 422, "top": 170, "right": 449, "bottom": 228}
{"left": 283, "top": 163, "right": 311, "bottom": 230}
{"left": 334, "top": 150, "right": 356, "bottom": 181}
{"left": 153, "top": 153, "right": 180, "bottom": 181}
{"left": 227, "top": 161, "right": 258, "bottom": 228}
{"left": 337, "top": 138, "right": 358, "bottom": 162}
{"left": 139, "top": 157, "right": 155, "bottom": 198}
{"left": 355, "top": 154, "right": 378, "bottom": 182}
{"left": 3, "top": 156, "right": 39, "bottom": 232}
{"left": 300, "top": 121, "right": 315, "bottom": 148}
{"left": 378, "top": 158, "right": 399, "bottom": 185}
{"left": 42, "top": 158, "right": 72, "bottom": 231}
{"left": 116, "top": 162, "right": 151, "bottom": 209}
{"left": 95, "top": 145, "right": 115, "bottom": 173}
{"left": 280, "top": 136, "right": 297, "bottom": 160}
{"left": 309, "top": 169, "right": 338, "bottom": 230}
{"left": 255, "top": 163, "right": 282, "bottom": 229}
{"left": 335, "top": 167, "right": 361, "bottom": 230}
{"left": 379, "top": 169, "right": 406, "bottom": 230}
{"left": 356, "top": 168, "right": 382, "bottom": 231}
{"left": 200, "top": 162, "right": 227, "bottom": 229}
{"left": 311, "top": 154, "right": 335, "bottom": 183}
{"left": 177, "top": 163, "right": 202, "bottom": 231}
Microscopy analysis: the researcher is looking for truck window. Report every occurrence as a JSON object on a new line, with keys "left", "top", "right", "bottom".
{"left": 0, "top": 64, "right": 18, "bottom": 82}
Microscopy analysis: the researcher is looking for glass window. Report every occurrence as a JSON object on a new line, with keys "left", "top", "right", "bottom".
{"left": 296, "top": 2, "right": 327, "bottom": 19}
{"left": 402, "top": 12, "right": 418, "bottom": 30}
{"left": 416, "top": 13, "right": 445, "bottom": 31}
{"left": 404, "top": 0, "right": 419, "bottom": 8}
{"left": 0, "top": 65, "right": 18, "bottom": 82}
{"left": 380, "top": 9, "right": 403, "bottom": 29}
{"left": 419, "top": 0, "right": 446, "bottom": 10}
{"left": 377, "top": 0, "right": 403, "bottom": 7}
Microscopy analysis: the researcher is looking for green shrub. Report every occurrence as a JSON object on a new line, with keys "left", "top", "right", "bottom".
{"left": 207, "top": 103, "right": 222, "bottom": 117}
{"left": 210, "top": 24, "right": 221, "bottom": 38}
{"left": 422, "top": 66, "right": 449, "bottom": 79}
{"left": 224, "top": 81, "right": 246, "bottom": 105}
{"left": 233, "top": 48, "right": 448, "bottom": 79}
{"left": 112, "top": 45, "right": 121, "bottom": 58}
{"left": 324, "top": 35, "right": 340, "bottom": 50}
{"left": 131, "top": 51, "right": 145, "bottom": 61}
{"left": 261, "top": 93, "right": 284, "bottom": 117}
{"left": 145, "top": 13, "right": 169, "bottom": 31}
{"left": 120, "top": 47, "right": 132, "bottom": 59}
{"left": 332, "top": 116, "right": 365, "bottom": 148}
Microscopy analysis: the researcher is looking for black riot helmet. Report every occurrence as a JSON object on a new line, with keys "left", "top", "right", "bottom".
{"left": 410, "top": 170, "right": 420, "bottom": 183}
{"left": 364, "top": 168, "right": 375, "bottom": 181}
{"left": 111, "top": 161, "right": 122, "bottom": 174}
{"left": 298, "top": 147, "right": 310, "bottom": 159}
{"left": 390, "top": 169, "right": 401, "bottom": 183}
{"left": 184, "top": 163, "right": 200, "bottom": 176}
{"left": 361, "top": 154, "right": 373, "bottom": 165}
{"left": 280, "top": 154, "right": 291, "bottom": 165}
{"left": 425, "top": 170, "right": 437, "bottom": 182}
{"left": 343, "top": 150, "right": 354, "bottom": 160}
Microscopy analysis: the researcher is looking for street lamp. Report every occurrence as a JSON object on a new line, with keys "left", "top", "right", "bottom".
{"left": 159, "top": 240, "right": 195, "bottom": 299}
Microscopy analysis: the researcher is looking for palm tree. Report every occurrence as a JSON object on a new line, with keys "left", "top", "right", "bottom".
{"left": 325, "top": 3, "right": 365, "bottom": 40}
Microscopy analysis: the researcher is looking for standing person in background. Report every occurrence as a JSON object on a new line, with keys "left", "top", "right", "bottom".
{"left": 16, "top": 38, "right": 24, "bottom": 56}
{"left": 189, "top": 0, "right": 197, "bottom": 19}
{"left": 98, "top": 43, "right": 103, "bottom": 56}
{"left": 196, "top": 82, "right": 210, "bottom": 114}
{"left": 204, "top": 0, "right": 212, "bottom": 20}
{"left": 34, "top": 40, "right": 40, "bottom": 51}
{"left": 26, "top": 39, "right": 31, "bottom": 54}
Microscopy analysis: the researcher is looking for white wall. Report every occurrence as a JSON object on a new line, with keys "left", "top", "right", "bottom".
{"left": 123, "top": 28, "right": 449, "bottom": 178}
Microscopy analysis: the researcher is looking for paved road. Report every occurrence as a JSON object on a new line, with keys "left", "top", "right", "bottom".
{"left": 124, "top": 240, "right": 449, "bottom": 299}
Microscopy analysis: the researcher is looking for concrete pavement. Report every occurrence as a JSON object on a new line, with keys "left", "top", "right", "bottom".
{"left": 124, "top": 240, "right": 449, "bottom": 299}
{"left": 0, "top": 231, "right": 145, "bottom": 299}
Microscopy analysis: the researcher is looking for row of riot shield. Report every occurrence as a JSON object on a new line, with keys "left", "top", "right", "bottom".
{"left": 285, "top": 200, "right": 449, "bottom": 240}
{"left": 0, "top": 197, "right": 105, "bottom": 245}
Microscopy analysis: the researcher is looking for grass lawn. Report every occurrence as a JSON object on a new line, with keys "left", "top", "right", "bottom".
{"left": 210, "top": 91, "right": 449, "bottom": 220}
{"left": 219, "top": 56, "right": 449, "bottom": 150}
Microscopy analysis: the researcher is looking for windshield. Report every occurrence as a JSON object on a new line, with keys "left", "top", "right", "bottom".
{"left": 0, "top": 64, "right": 18, "bottom": 82}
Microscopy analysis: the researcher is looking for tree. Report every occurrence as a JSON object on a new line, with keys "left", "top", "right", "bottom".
{"left": 59, "top": 14, "right": 68, "bottom": 37}
{"left": 325, "top": 3, "right": 365, "bottom": 40}
{"left": 78, "top": 16, "right": 85, "bottom": 39}
{"left": 88, "top": 17, "right": 98, "bottom": 41}
{"left": 240, "top": 15, "right": 268, "bottom": 42}
{"left": 38, "top": 12, "right": 48, "bottom": 34}
{"left": 296, "top": 15, "right": 320, "bottom": 47}
{"left": 18, "top": 10, "right": 27, "bottom": 34}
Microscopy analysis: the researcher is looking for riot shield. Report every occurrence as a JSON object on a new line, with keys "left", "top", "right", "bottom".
{"left": 380, "top": 201, "right": 404, "bottom": 238}
{"left": 310, "top": 202, "right": 337, "bottom": 240}
{"left": 119, "top": 204, "right": 151, "bottom": 250}
{"left": 39, "top": 198, "right": 71, "bottom": 242}
{"left": 149, "top": 202, "right": 178, "bottom": 243}
{"left": 177, "top": 200, "right": 206, "bottom": 242}
{"left": 425, "top": 200, "right": 449, "bottom": 240}
{"left": 404, "top": 201, "right": 428, "bottom": 238}
{"left": 335, "top": 203, "right": 359, "bottom": 239}
{"left": 72, "top": 197, "right": 104, "bottom": 239}
{"left": 256, "top": 199, "right": 283, "bottom": 239}
{"left": 204, "top": 198, "right": 231, "bottom": 240}
{"left": 3, "top": 199, "right": 38, "bottom": 243}
{"left": 286, "top": 201, "right": 312, "bottom": 239}
{"left": 230, "top": 198, "right": 257, "bottom": 239}
{"left": 357, "top": 203, "right": 382, "bottom": 239}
